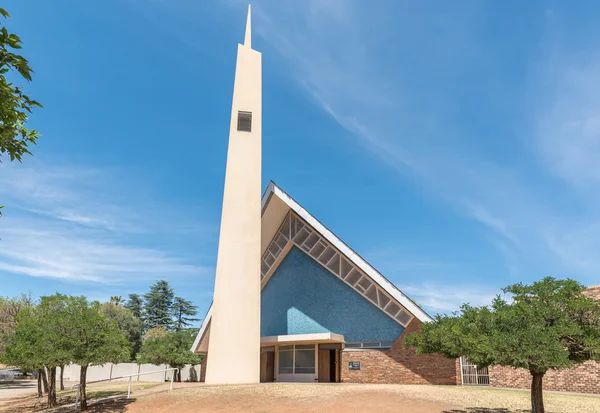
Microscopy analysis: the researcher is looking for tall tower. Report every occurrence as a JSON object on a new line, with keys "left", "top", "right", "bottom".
{"left": 205, "top": 5, "right": 262, "bottom": 384}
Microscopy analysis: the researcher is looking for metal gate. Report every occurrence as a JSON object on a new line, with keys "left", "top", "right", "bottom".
{"left": 460, "top": 357, "right": 490, "bottom": 385}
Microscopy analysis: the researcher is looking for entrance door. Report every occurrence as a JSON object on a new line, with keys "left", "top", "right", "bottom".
{"left": 260, "top": 351, "right": 275, "bottom": 382}
{"left": 329, "top": 350, "right": 337, "bottom": 382}
{"left": 318, "top": 349, "right": 330, "bottom": 382}
{"left": 318, "top": 349, "right": 339, "bottom": 383}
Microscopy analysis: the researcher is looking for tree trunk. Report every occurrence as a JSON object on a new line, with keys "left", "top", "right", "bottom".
{"left": 47, "top": 366, "right": 57, "bottom": 408}
{"left": 36, "top": 370, "right": 43, "bottom": 398}
{"left": 530, "top": 371, "right": 545, "bottom": 413}
{"left": 41, "top": 368, "right": 48, "bottom": 394}
{"left": 60, "top": 365, "right": 65, "bottom": 390}
{"left": 80, "top": 365, "right": 88, "bottom": 411}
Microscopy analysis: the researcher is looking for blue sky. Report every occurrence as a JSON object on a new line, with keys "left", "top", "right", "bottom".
{"left": 2, "top": 0, "right": 600, "bottom": 321}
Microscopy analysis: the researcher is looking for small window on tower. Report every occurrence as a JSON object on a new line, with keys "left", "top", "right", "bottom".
{"left": 237, "top": 111, "right": 252, "bottom": 132}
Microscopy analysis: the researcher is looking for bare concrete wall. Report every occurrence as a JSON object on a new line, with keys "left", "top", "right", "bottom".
{"left": 60, "top": 363, "right": 201, "bottom": 383}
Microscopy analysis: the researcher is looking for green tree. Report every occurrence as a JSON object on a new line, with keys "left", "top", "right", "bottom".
{"left": 110, "top": 296, "right": 124, "bottom": 306}
{"left": 137, "top": 330, "right": 201, "bottom": 382}
{"left": 2, "top": 294, "right": 72, "bottom": 407}
{"left": 172, "top": 297, "right": 199, "bottom": 331}
{"left": 0, "top": 298, "right": 45, "bottom": 397}
{"left": 102, "top": 302, "right": 143, "bottom": 361}
{"left": 68, "top": 298, "right": 129, "bottom": 411}
{"left": 144, "top": 280, "right": 174, "bottom": 330}
{"left": 0, "top": 8, "right": 42, "bottom": 210}
{"left": 405, "top": 277, "right": 600, "bottom": 413}
{"left": 124, "top": 293, "right": 144, "bottom": 320}
{"left": 0, "top": 293, "right": 34, "bottom": 352}
{"left": 142, "top": 326, "right": 168, "bottom": 342}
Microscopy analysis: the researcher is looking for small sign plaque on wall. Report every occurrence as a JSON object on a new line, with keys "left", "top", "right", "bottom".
{"left": 349, "top": 361, "right": 361, "bottom": 370}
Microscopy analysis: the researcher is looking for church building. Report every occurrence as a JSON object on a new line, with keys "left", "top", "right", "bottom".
{"left": 193, "top": 181, "right": 459, "bottom": 385}
{"left": 191, "top": 5, "right": 458, "bottom": 385}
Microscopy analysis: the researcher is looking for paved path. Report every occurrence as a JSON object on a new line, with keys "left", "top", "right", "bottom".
{"left": 0, "top": 380, "right": 38, "bottom": 405}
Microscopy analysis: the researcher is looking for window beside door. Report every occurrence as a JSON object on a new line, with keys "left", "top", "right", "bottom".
{"left": 278, "top": 344, "right": 315, "bottom": 375}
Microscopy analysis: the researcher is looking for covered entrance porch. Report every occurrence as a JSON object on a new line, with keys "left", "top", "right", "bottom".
{"left": 260, "top": 333, "right": 343, "bottom": 383}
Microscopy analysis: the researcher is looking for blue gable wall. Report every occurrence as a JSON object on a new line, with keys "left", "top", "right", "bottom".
{"left": 261, "top": 247, "right": 404, "bottom": 342}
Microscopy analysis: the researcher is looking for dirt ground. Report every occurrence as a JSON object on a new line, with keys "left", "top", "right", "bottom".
{"left": 2, "top": 382, "right": 599, "bottom": 412}
{"left": 125, "top": 383, "right": 455, "bottom": 413}
{"left": 0, "top": 381, "right": 160, "bottom": 412}
{"left": 123, "top": 383, "right": 600, "bottom": 413}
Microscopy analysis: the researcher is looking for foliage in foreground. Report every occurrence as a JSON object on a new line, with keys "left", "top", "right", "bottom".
{"left": 102, "top": 302, "right": 144, "bottom": 361}
{"left": 1, "top": 294, "right": 129, "bottom": 410}
{"left": 137, "top": 329, "right": 202, "bottom": 382}
{"left": 405, "top": 277, "right": 600, "bottom": 413}
{"left": 0, "top": 8, "right": 42, "bottom": 216}
{"left": 68, "top": 298, "right": 130, "bottom": 410}
{"left": 0, "top": 280, "right": 202, "bottom": 407}
{"left": 0, "top": 293, "right": 34, "bottom": 352}
{"left": 0, "top": 8, "right": 42, "bottom": 163}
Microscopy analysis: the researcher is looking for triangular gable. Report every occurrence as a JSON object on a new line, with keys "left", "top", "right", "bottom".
{"left": 262, "top": 211, "right": 415, "bottom": 327}
{"left": 261, "top": 247, "right": 405, "bottom": 342}
{"left": 191, "top": 182, "right": 432, "bottom": 353}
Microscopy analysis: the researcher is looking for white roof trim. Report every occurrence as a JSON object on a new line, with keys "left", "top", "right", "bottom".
{"left": 261, "top": 333, "right": 344, "bottom": 345}
{"left": 193, "top": 182, "right": 432, "bottom": 353}
{"left": 190, "top": 304, "right": 212, "bottom": 353}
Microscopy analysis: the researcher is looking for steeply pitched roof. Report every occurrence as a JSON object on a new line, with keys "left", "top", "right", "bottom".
{"left": 191, "top": 182, "right": 432, "bottom": 353}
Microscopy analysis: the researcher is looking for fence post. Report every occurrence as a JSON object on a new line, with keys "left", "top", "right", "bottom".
{"left": 170, "top": 369, "right": 176, "bottom": 391}
{"left": 127, "top": 376, "right": 133, "bottom": 399}
{"left": 75, "top": 386, "right": 80, "bottom": 410}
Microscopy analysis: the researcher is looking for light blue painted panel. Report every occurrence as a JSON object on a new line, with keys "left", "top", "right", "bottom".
{"left": 261, "top": 247, "right": 404, "bottom": 342}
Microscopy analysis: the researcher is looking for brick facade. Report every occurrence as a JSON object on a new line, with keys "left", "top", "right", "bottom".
{"left": 487, "top": 286, "right": 600, "bottom": 395}
{"left": 584, "top": 285, "right": 600, "bottom": 300}
{"left": 489, "top": 362, "right": 600, "bottom": 394}
{"left": 199, "top": 286, "right": 599, "bottom": 390}
{"left": 341, "top": 320, "right": 460, "bottom": 385}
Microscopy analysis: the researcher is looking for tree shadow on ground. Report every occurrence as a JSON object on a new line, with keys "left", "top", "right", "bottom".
{"left": 0, "top": 379, "right": 37, "bottom": 389}
{"left": 50, "top": 395, "right": 137, "bottom": 412}
{"left": 443, "top": 409, "right": 530, "bottom": 413}
{"left": 0, "top": 390, "right": 137, "bottom": 412}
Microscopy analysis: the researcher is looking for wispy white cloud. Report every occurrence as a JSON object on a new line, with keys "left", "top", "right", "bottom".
{"left": 237, "top": 1, "right": 600, "bottom": 285}
{"left": 463, "top": 202, "right": 517, "bottom": 245}
{"left": 124, "top": 1, "right": 600, "bottom": 287}
{"left": 400, "top": 283, "right": 499, "bottom": 315}
{"left": 531, "top": 41, "right": 600, "bottom": 276}
{"left": 0, "top": 161, "right": 214, "bottom": 284}
{"left": 535, "top": 55, "right": 600, "bottom": 189}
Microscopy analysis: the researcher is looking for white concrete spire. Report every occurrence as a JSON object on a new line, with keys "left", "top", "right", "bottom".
{"left": 204, "top": 4, "right": 262, "bottom": 385}
{"left": 244, "top": 4, "right": 252, "bottom": 48}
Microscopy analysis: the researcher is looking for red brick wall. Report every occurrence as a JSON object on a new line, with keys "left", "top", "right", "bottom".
{"left": 584, "top": 285, "right": 600, "bottom": 300}
{"left": 489, "top": 362, "right": 600, "bottom": 394}
{"left": 341, "top": 320, "right": 460, "bottom": 384}
{"left": 488, "top": 286, "right": 600, "bottom": 395}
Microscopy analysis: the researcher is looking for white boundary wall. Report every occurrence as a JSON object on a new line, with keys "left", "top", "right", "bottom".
{"left": 60, "top": 363, "right": 201, "bottom": 383}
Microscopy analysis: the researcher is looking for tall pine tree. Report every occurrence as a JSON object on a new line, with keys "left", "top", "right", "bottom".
{"left": 172, "top": 297, "right": 199, "bottom": 331}
{"left": 143, "top": 281, "right": 174, "bottom": 330}
{"left": 124, "top": 293, "right": 144, "bottom": 319}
